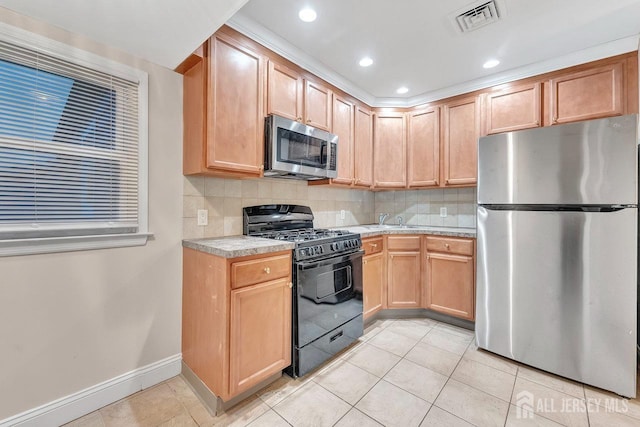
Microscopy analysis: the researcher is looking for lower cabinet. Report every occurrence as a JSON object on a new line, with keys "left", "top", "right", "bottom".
{"left": 362, "top": 237, "right": 385, "bottom": 319}
{"left": 425, "top": 236, "right": 475, "bottom": 320}
{"left": 183, "top": 248, "right": 292, "bottom": 401}
{"left": 229, "top": 277, "right": 292, "bottom": 396}
{"left": 360, "top": 234, "right": 476, "bottom": 321}
{"left": 386, "top": 236, "right": 421, "bottom": 308}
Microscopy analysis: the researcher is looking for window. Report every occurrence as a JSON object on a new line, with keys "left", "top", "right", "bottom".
{"left": 0, "top": 25, "right": 149, "bottom": 256}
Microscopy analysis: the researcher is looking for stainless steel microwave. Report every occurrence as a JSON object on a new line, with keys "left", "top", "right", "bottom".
{"left": 264, "top": 114, "right": 338, "bottom": 180}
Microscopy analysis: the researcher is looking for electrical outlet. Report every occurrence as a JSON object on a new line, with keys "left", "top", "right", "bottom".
{"left": 197, "top": 209, "right": 208, "bottom": 226}
{"left": 440, "top": 207, "right": 447, "bottom": 218}
{"left": 340, "top": 210, "right": 346, "bottom": 220}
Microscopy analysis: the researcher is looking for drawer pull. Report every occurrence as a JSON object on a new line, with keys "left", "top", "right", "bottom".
{"left": 288, "top": 282, "right": 293, "bottom": 289}
{"left": 264, "top": 267, "right": 271, "bottom": 274}
{"left": 445, "top": 244, "right": 450, "bottom": 249}
{"left": 329, "top": 330, "right": 343, "bottom": 342}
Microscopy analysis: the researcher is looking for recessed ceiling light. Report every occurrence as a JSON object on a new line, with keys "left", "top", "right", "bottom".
{"left": 483, "top": 59, "right": 500, "bottom": 69}
{"left": 298, "top": 8, "right": 317, "bottom": 22}
{"left": 359, "top": 57, "right": 373, "bottom": 67}
{"left": 396, "top": 86, "right": 409, "bottom": 94}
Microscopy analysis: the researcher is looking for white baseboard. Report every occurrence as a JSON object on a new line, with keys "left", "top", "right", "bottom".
{"left": 0, "top": 354, "right": 182, "bottom": 427}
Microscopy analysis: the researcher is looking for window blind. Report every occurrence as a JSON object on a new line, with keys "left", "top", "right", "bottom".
{"left": 0, "top": 39, "right": 140, "bottom": 239}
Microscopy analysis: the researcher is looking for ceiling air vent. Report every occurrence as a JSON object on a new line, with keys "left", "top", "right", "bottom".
{"left": 454, "top": 0, "right": 503, "bottom": 33}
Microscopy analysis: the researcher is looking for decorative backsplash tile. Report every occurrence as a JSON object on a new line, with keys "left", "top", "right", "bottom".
{"left": 183, "top": 177, "right": 477, "bottom": 239}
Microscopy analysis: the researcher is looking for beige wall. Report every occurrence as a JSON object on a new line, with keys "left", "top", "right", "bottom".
{"left": 0, "top": 8, "right": 183, "bottom": 420}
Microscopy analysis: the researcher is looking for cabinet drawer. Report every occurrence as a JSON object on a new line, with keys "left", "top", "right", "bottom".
{"left": 231, "top": 253, "right": 291, "bottom": 289}
{"left": 425, "top": 236, "right": 473, "bottom": 256}
{"left": 387, "top": 235, "right": 421, "bottom": 251}
{"left": 362, "top": 237, "right": 383, "bottom": 255}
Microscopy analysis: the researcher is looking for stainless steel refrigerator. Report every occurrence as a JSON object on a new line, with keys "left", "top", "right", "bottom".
{"left": 476, "top": 114, "right": 638, "bottom": 397}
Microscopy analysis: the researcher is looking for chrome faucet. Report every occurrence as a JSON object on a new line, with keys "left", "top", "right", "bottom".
{"left": 378, "top": 213, "right": 389, "bottom": 225}
{"left": 396, "top": 215, "right": 403, "bottom": 226}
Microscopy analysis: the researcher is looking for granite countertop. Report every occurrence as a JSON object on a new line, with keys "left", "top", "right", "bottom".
{"left": 182, "top": 236, "right": 295, "bottom": 258}
{"left": 183, "top": 225, "right": 475, "bottom": 257}
{"left": 332, "top": 224, "right": 476, "bottom": 238}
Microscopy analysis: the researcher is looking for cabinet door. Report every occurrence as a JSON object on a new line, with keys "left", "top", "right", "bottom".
{"left": 442, "top": 96, "right": 479, "bottom": 186}
{"left": 387, "top": 251, "right": 421, "bottom": 308}
{"left": 485, "top": 83, "right": 541, "bottom": 134}
{"left": 267, "top": 61, "right": 303, "bottom": 122}
{"left": 353, "top": 105, "right": 374, "bottom": 187}
{"left": 426, "top": 252, "right": 474, "bottom": 320}
{"left": 374, "top": 112, "right": 406, "bottom": 188}
{"left": 363, "top": 252, "right": 385, "bottom": 319}
{"left": 207, "top": 33, "right": 266, "bottom": 175}
{"left": 332, "top": 95, "right": 354, "bottom": 185}
{"left": 304, "top": 80, "right": 332, "bottom": 131}
{"left": 407, "top": 107, "right": 439, "bottom": 187}
{"left": 549, "top": 63, "right": 624, "bottom": 125}
{"left": 229, "top": 278, "right": 292, "bottom": 396}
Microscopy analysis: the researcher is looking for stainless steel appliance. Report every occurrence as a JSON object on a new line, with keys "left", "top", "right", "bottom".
{"left": 476, "top": 114, "right": 638, "bottom": 397}
{"left": 264, "top": 114, "right": 338, "bottom": 180}
{"left": 243, "top": 205, "right": 363, "bottom": 377}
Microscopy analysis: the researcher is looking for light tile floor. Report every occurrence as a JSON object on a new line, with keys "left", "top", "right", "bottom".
{"left": 64, "top": 318, "right": 640, "bottom": 427}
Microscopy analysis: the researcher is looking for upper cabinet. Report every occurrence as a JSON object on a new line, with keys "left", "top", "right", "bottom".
{"left": 353, "top": 105, "right": 374, "bottom": 187}
{"left": 331, "top": 95, "right": 355, "bottom": 185}
{"left": 267, "top": 60, "right": 333, "bottom": 131}
{"left": 484, "top": 82, "right": 541, "bottom": 134}
{"left": 442, "top": 96, "right": 480, "bottom": 187}
{"left": 267, "top": 61, "right": 303, "bottom": 122}
{"left": 549, "top": 63, "right": 623, "bottom": 125}
{"left": 183, "top": 30, "right": 266, "bottom": 177}
{"left": 304, "top": 80, "right": 333, "bottom": 131}
{"left": 407, "top": 106, "right": 440, "bottom": 188}
{"left": 373, "top": 112, "right": 406, "bottom": 188}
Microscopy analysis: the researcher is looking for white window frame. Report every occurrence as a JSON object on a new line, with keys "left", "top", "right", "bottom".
{"left": 0, "top": 22, "right": 151, "bottom": 256}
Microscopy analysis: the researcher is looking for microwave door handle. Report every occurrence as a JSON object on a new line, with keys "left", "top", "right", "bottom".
{"left": 321, "top": 143, "right": 327, "bottom": 164}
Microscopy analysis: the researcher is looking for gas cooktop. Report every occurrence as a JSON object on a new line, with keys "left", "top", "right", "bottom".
{"left": 251, "top": 228, "right": 352, "bottom": 242}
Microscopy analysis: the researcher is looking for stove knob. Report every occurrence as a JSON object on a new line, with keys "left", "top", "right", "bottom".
{"left": 330, "top": 243, "right": 335, "bottom": 251}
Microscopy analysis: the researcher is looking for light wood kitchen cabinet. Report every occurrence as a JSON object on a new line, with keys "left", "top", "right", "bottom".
{"left": 442, "top": 96, "right": 480, "bottom": 187}
{"left": 266, "top": 60, "right": 333, "bottom": 132}
{"left": 386, "top": 236, "right": 421, "bottom": 308}
{"left": 374, "top": 112, "right": 407, "bottom": 188}
{"left": 362, "top": 237, "right": 385, "bottom": 319}
{"left": 549, "top": 63, "right": 624, "bottom": 125}
{"left": 267, "top": 60, "right": 304, "bottom": 122}
{"left": 407, "top": 106, "right": 440, "bottom": 187}
{"left": 305, "top": 80, "right": 333, "bottom": 131}
{"left": 425, "top": 236, "right": 475, "bottom": 320}
{"left": 485, "top": 82, "right": 541, "bottom": 134}
{"left": 331, "top": 95, "right": 355, "bottom": 185}
{"left": 353, "top": 105, "right": 374, "bottom": 187}
{"left": 183, "top": 30, "right": 266, "bottom": 177}
{"left": 182, "top": 248, "right": 292, "bottom": 401}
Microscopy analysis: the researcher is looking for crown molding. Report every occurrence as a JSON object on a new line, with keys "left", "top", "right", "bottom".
{"left": 227, "top": 13, "right": 639, "bottom": 109}
{"left": 226, "top": 13, "right": 376, "bottom": 106}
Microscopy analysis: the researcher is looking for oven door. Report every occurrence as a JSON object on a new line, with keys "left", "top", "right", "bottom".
{"left": 294, "top": 250, "right": 363, "bottom": 348}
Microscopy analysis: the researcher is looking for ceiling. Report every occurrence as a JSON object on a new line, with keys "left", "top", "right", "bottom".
{"left": 1, "top": 0, "right": 639, "bottom": 107}
{"left": 0, "top": 0, "right": 249, "bottom": 69}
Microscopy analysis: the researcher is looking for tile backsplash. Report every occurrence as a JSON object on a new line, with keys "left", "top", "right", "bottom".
{"left": 373, "top": 187, "right": 476, "bottom": 228}
{"left": 183, "top": 177, "right": 476, "bottom": 239}
{"left": 183, "top": 177, "right": 375, "bottom": 239}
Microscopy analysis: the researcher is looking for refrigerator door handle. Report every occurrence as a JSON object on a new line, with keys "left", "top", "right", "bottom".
{"left": 480, "top": 204, "right": 636, "bottom": 212}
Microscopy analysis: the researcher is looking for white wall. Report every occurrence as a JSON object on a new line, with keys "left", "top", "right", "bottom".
{"left": 0, "top": 7, "right": 183, "bottom": 420}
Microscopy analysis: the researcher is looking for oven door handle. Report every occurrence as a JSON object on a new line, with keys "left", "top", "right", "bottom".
{"left": 296, "top": 250, "right": 364, "bottom": 269}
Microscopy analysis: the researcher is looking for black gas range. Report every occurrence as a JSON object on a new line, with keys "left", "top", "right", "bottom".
{"left": 243, "top": 205, "right": 364, "bottom": 377}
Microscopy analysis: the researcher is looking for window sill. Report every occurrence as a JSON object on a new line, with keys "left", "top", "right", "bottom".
{"left": 0, "top": 232, "right": 153, "bottom": 257}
